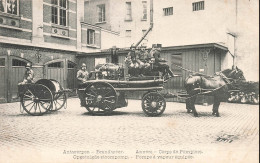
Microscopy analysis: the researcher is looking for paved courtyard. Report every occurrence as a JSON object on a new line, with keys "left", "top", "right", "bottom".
{"left": 0, "top": 98, "right": 259, "bottom": 163}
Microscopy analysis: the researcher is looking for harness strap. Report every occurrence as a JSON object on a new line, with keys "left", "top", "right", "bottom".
{"left": 217, "top": 72, "right": 232, "bottom": 85}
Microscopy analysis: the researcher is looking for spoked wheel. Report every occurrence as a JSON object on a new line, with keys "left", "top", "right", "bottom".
{"left": 52, "top": 92, "right": 67, "bottom": 111}
{"left": 21, "top": 84, "right": 53, "bottom": 116}
{"left": 84, "top": 82, "right": 117, "bottom": 115}
{"left": 142, "top": 92, "right": 166, "bottom": 116}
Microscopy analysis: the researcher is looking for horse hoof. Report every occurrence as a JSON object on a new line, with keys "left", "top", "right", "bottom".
{"left": 216, "top": 114, "right": 220, "bottom": 117}
{"left": 187, "top": 109, "right": 191, "bottom": 113}
{"left": 212, "top": 112, "right": 216, "bottom": 115}
{"left": 194, "top": 114, "right": 198, "bottom": 117}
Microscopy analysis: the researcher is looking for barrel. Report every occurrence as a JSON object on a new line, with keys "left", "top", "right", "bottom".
{"left": 35, "top": 79, "right": 63, "bottom": 94}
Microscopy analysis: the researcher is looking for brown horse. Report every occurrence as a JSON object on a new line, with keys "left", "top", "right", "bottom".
{"left": 185, "top": 66, "right": 245, "bottom": 117}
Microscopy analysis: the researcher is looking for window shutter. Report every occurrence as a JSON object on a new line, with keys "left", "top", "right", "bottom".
{"left": 95, "top": 31, "right": 101, "bottom": 48}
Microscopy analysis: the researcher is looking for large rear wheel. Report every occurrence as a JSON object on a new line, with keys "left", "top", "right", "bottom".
{"left": 84, "top": 82, "right": 117, "bottom": 115}
{"left": 21, "top": 84, "right": 53, "bottom": 116}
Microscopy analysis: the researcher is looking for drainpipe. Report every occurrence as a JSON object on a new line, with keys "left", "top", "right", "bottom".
{"left": 134, "top": 0, "right": 153, "bottom": 47}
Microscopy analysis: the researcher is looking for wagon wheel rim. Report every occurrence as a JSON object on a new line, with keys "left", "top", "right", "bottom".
{"left": 52, "top": 92, "right": 67, "bottom": 111}
{"left": 84, "top": 82, "right": 117, "bottom": 115}
{"left": 142, "top": 92, "right": 166, "bottom": 116}
{"left": 21, "top": 84, "right": 53, "bottom": 116}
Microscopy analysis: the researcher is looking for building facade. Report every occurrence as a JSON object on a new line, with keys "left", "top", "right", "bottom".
{"left": 84, "top": 0, "right": 152, "bottom": 48}
{"left": 0, "top": 0, "right": 119, "bottom": 103}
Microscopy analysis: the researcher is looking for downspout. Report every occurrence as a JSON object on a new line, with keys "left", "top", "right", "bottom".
{"left": 134, "top": 0, "right": 153, "bottom": 47}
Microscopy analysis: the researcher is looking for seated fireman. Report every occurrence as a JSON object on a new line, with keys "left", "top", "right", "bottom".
{"left": 150, "top": 44, "right": 175, "bottom": 78}
{"left": 136, "top": 46, "right": 150, "bottom": 75}
{"left": 125, "top": 46, "right": 139, "bottom": 76}
{"left": 19, "top": 63, "right": 34, "bottom": 85}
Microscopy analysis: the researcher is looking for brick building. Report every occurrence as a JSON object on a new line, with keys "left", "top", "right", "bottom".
{"left": 0, "top": 0, "right": 119, "bottom": 103}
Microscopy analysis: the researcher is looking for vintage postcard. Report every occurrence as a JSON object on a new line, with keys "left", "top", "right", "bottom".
{"left": 0, "top": 0, "right": 259, "bottom": 162}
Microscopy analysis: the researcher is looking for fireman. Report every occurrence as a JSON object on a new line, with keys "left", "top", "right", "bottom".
{"left": 77, "top": 63, "right": 89, "bottom": 107}
{"left": 19, "top": 63, "right": 34, "bottom": 85}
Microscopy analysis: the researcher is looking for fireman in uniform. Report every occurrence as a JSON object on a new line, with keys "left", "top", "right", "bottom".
{"left": 136, "top": 46, "right": 150, "bottom": 76}
{"left": 19, "top": 63, "right": 34, "bottom": 85}
{"left": 150, "top": 44, "right": 175, "bottom": 79}
{"left": 125, "top": 45, "right": 139, "bottom": 76}
{"left": 77, "top": 63, "right": 90, "bottom": 107}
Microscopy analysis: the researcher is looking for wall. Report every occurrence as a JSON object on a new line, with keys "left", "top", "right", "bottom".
{"left": 118, "top": 0, "right": 151, "bottom": 48}
{"left": 235, "top": 0, "right": 259, "bottom": 81}
{"left": 0, "top": 44, "right": 77, "bottom": 68}
{"left": 43, "top": 0, "right": 77, "bottom": 48}
{"left": 147, "top": 0, "right": 258, "bottom": 81}
{"left": 0, "top": 0, "right": 32, "bottom": 42}
{"left": 101, "top": 29, "right": 120, "bottom": 49}
{"left": 84, "top": 0, "right": 111, "bottom": 31}
{"left": 148, "top": 0, "right": 235, "bottom": 47}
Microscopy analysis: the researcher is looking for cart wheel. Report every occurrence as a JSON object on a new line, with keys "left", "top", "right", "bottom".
{"left": 142, "top": 92, "right": 166, "bottom": 116}
{"left": 84, "top": 82, "right": 117, "bottom": 115}
{"left": 21, "top": 84, "right": 53, "bottom": 116}
{"left": 52, "top": 92, "right": 67, "bottom": 111}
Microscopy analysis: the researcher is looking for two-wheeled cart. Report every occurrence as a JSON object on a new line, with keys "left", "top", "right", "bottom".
{"left": 18, "top": 79, "right": 69, "bottom": 116}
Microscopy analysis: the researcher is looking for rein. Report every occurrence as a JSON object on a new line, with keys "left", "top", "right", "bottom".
{"left": 176, "top": 66, "right": 242, "bottom": 100}
{"left": 174, "top": 64, "right": 214, "bottom": 78}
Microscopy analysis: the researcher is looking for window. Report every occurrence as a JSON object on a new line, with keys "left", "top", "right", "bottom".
{"left": 68, "top": 62, "right": 76, "bottom": 69}
{"left": 0, "top": 0, "right": 19, "bottom": 15}
{"left": 87, "top": 29, "right": 95, "bottom": 45}
{"left": 12, "top": 59, "right": 26, "bottom": 66}
{"left": 142, "top": 1, "right": 147, "bottom": 20}
{"left": 48, "top": 62, "right": 62, "bottom": 68}
{"left": 125, "top": 30, "right": 131, "bottom": 37}
{"left": 125, "top": 2, "right": 132, "bottom": 21}
{"left": 97, "top": 4, "right": 105, "bottom": 22}
{"left": 0, "top": 58, "right": 5, "bottom": 66}
{"left": 163, "top": 7, "right": 173, "bottom": 16}
{"left": 51, "top": 0, "right": 67, "bottom": 26}
{"left": 192, "top": 1, "right": 204, "bottom": 11}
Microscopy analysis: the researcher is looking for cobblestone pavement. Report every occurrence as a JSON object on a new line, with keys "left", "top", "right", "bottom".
{"left": 0, "top": 98, "right": 259, "bottom": 163}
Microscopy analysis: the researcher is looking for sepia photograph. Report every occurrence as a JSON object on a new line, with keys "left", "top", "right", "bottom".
{"left": 0, "top": 0, "right": 259, "bottom": 162}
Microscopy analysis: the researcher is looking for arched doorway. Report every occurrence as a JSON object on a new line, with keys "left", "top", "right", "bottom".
{"left": 0, "top": 56, "right": 32, "bottom": 102}
{"left": 44, "top": 59, "right": 77, "bottom": 90}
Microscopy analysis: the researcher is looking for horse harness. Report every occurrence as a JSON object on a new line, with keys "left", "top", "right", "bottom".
{"left": 185, "top": 72, "right": 237, "bottom": 100}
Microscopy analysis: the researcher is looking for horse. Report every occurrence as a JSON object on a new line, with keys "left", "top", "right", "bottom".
{"left": 184, "top": 66, "right": 246, "bottom": 117}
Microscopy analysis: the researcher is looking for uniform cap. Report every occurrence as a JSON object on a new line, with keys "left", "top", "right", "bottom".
{"left": 81, "top": 63, "right": 87, "bottom": 67}
{"left": 130, "top": 45, "right": 136, "bottom": 50}
{"left": 25, "top": 63, "right": 32, "bottom": 68}
{"left": 152, "top": 44, "right": 162, "bottom": 48}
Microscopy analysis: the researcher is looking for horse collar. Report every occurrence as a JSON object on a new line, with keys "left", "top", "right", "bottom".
{"left": 219, "top": 72, "right": 232, "bottom": 85}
